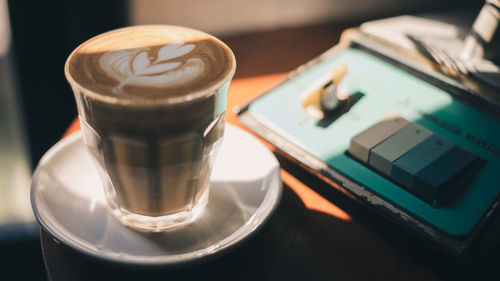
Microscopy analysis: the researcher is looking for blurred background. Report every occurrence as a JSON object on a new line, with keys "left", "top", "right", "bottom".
{"left": 0, "top": 0, "right": 480, "bottom": 279}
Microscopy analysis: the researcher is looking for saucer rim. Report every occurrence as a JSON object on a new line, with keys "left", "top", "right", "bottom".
{"left": 30, "top": 124, "right": 282, "bottom": 267}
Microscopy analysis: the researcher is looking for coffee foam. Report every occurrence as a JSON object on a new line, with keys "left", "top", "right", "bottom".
{"left": 66, "top": 25, "right": 235, "bottom": 102}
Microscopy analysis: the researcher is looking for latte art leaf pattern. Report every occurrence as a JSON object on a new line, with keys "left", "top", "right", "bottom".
{"left": 133, "top": 52, "right": 181, "bottom": 76}
{"left": 111, "top": 52, "right": 134, "bottom": 77}
{"left": 157, "top": 42, "right": 195, "bottom": 62}
{"left": 98, "top": 41, "right": 202, "bottom": 93}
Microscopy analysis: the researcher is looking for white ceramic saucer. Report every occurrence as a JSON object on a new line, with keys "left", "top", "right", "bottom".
{"left": 31, "top": 124, "right": 282, "bottom": 266}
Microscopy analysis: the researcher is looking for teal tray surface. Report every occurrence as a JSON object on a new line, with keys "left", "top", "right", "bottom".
{"left": 248, "top": 48, "right": 500, "bottom": 237}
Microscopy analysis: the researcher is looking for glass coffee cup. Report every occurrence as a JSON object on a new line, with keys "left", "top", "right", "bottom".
{"left": 65, "top": 25, "right": 236, "bottom": 232}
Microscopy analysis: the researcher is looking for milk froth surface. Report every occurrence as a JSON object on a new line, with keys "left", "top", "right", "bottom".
{"left": 67, "top": 25, "right": 234, "bottom": 101}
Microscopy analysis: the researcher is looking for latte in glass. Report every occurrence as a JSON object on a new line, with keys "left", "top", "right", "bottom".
{"left": 65, "top": 25, "right": 236, "bottom": 232}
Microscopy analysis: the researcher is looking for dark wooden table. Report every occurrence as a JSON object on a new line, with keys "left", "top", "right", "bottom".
{"left": 40, "top": 22, "right": 500, "bottom": 281}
